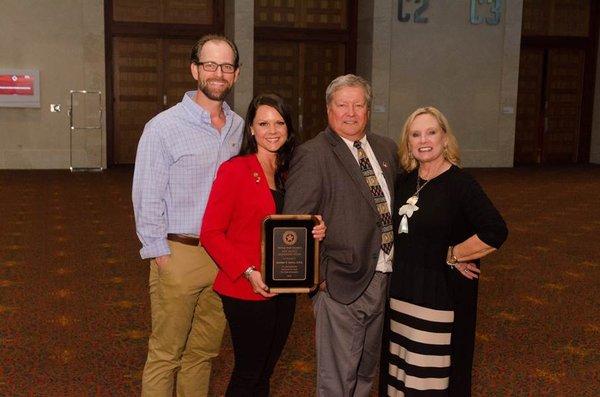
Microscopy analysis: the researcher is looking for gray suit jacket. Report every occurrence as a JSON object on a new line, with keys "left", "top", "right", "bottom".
{"left": 283, "top": 127, "right": 399, "bottom": 304}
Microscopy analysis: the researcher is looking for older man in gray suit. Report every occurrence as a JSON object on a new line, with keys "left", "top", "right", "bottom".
{"left": 284, "top": 74, "right": 398, "bottom": 396}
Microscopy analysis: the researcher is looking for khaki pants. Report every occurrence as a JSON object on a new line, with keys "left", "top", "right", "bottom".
{"left": 141, "top": 241, "right": 226, "bottom": 397}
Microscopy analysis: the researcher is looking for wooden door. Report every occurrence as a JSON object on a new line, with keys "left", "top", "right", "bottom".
{"left": 514, "top": 47, "right": 586, "bottom": 164}
{"left": 161, "top": 0, "right": 214, "bottom": 25}
{"left": 112, "top": 0, "right": 214, "bottom": 24}
{"left": 254, "top": 41, "right": 346, "bottom": 141}
{"left": 254, "top": 41, "right": 301, "bottom": 130}
{"left": 515, "top": 0, "right": 597, "bottom": 164}
{"left": 254, "top": 0, "right": 348, "bottom": 29}
{"left": 543, "top": 48, "right": 585, "bottom": 163}
{"left": 300, "top": 42, "right": 346, "bottom": 141}
{"left": 253, "top": 1, "right": 355, "bottom": 142}
{"left": 514, "top": 48, "right": 545, "bottom": 164}
{"left": 112, "top": 38, "right": 197, "bottom": 164}
{"left": 112, "top": 37, "right": 163, "bottom": 164}
{"left": 105, "top": 0, "right": 222, "bottom": 165}
{"left": 163, "top": 39, "right": 198, "bottom": 108}
{"left": 521, "top": 0, "right": 590, "bottom": 37}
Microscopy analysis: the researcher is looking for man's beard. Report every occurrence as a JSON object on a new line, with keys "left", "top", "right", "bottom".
{"left": 198, "top": 78, "right": 232, "bottom": 101}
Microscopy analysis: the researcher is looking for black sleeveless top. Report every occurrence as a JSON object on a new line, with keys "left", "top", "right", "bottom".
{"left": 271, "top": 189, "right": 284, "bottom": 214}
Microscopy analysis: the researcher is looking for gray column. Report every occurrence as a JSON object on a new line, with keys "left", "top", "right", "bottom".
{"left": 356, "top": 0, "right": 393, "bottom": 140}
{"left": 225, "top": 0, "right": 254, "bottom": 119}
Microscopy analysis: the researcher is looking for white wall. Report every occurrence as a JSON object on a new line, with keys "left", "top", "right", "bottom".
{"left": 0, "top": 0, "right": 106, "bottom": 169}
{"left": 358, "top": 1, "right": 523, "bottom": 167}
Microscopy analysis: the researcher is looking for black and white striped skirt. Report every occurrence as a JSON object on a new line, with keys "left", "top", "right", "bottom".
{"left": 387, "top": 298, "right": 454, "bottom": 396}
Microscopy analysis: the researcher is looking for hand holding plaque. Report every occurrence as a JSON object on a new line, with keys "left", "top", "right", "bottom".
{"left": 261, "top": 215, "right": 320, "bottom": 293}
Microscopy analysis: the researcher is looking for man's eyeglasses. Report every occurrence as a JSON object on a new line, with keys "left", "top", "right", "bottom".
{"left": 196, "top": 61, "right": 236, "bottom": 74}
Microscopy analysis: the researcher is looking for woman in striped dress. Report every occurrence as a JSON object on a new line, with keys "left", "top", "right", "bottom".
{"left": 385, "top": 107, "right": 507, "bottom": 396}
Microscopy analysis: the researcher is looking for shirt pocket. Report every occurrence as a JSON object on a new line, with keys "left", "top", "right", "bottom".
{"left": 173, "top": 145, "right": 216, "bottom": 171}
{"left": 226, "top": 137, "right": 241, "bottom": 158}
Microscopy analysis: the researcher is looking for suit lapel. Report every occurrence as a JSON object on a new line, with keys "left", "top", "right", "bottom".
{"left": 326, "top": 129, "right": 379, "bottom": 216}
{"left": 247, "top": 154, "right": 275, "bottom": 214}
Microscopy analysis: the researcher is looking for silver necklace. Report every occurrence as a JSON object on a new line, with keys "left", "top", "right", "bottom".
{"left": 413, "top": 174, "right": 432, "bottom": 202}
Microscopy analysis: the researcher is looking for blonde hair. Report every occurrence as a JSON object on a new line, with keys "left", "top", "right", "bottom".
{"left": 398, "top": 106, "right": 461, "bottom": 172}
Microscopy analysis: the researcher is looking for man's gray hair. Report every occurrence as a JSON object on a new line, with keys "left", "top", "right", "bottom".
{"left": 325, "top": 74, "right": 372, "bottom": 109}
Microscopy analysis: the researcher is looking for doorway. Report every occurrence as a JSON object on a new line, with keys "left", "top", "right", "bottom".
{"left": 253, "top": 1, "right": 357, "bottom": 142}
{"left": 111, "top": 37, "right": 197, "bottom": 163}
{"left": 514, "top": 0, "right": 599, "bottom": 165}
{"left": 105, "top": 0, "right": 223, "bottom": 164}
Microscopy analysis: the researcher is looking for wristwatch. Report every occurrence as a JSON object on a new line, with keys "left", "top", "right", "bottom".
{"left": 446, "top": 246, "right": 459, "bottom": 267}
{"left": 243, "top": 266, "right": 256, "bottom": 279}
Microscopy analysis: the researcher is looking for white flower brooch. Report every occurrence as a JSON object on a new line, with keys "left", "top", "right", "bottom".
{"left": 397, "top": 195, "right": 419, "bottom": 234}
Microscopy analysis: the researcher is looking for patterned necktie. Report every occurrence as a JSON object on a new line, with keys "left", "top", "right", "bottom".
{"left": 353, "top": 140, "right": 393, "bottom": 254}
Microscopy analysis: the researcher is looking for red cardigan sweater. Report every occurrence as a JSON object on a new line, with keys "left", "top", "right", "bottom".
{"left": 200, "top": 154, "right": 276, "bottom": 301}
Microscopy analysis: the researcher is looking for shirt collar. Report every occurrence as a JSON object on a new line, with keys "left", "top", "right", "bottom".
{"left": 182, "top": 90, "right": 232, "bottom": 124}
{"left": 339, "top": 134, "right": 368, "bottom": 151}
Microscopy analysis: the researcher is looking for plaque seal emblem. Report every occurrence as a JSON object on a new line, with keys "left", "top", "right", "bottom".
{"left": 282, "top": 230, "right": 297, "bottom": 246}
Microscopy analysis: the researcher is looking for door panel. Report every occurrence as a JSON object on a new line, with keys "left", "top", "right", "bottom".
{"left": 113, "top": 37, "right": 198, "bottom": 164}
{"left": 301, "top": 42, "right": 345, "bottom": 141}
{"left": 543, "top": 48, "right": 585, "bottom": 163}
{"left": 255, "top": 0, "right": 299, "bottom": 28}
{"left": 112, "top": 37, "right": 163, "bottom": 164}
{"left": 253, "top": 0, "right": 353, "bottom": 143}
{"left": 516, "top": 0, "right": 595, "bottom": 164}
{"left": 515, "top": 46, "right": 587, "bottom": 165}
{"left": 303, "top": 0, "right": 347, "bottom": 29}
{"left": 514, "top": 48, "right": 544, "bottom": 164}
{"left": 112, "top": 0, "right": 213, "bottom": 24}
{"left": 255, "top": 0, "right": 346, "bottom": 29}
{"left": 254, "top": 40, "right": 345, "bottom": 142}
{"left": 107, "top": 0, "right": 221, "bottom": 165}
{"left": 164, "top": 39, "right": 197, "bottom": 108}
{"left": 254, "top": 41, "right": 301, "bottom": 130}
{"left": 163, "top": 0, "right": 214, "bottom": 25}
{"left": 112, "top": 0, "right": 161, "bottom": 23}
{"left": 522, "top": 0, "right": 590, "bottom": 37}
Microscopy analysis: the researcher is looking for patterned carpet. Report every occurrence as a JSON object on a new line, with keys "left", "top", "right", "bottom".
{"left": 0, "top": 166, "right": 599, "bottom": 396}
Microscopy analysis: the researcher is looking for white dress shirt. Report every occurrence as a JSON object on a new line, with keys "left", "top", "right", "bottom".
{"left": 340, "top": 135, "right": 393, "bottom": 272}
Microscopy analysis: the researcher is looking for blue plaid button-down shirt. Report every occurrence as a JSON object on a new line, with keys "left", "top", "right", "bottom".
{"left": 132, "top": 91, "right": 244, "bottom": 259}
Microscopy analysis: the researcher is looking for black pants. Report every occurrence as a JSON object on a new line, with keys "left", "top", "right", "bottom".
{"left": 448, "top": 270, "right": 479, "bottom": 397}
{"left": 220, "top": 294, "right": 296, "bottom": 397}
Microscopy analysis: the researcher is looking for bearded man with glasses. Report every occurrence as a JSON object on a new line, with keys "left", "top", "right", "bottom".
{"left": 133, "top": 34, "right": 243, "bottom": 397}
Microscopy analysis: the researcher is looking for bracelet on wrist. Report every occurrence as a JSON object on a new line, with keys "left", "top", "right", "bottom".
{"left": 446, "top": 246, "right": 459, "bottom": 268}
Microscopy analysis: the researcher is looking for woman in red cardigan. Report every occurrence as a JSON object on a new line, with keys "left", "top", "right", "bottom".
{"left": 201, "top": 93, "right": 325, "bottom": 397}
